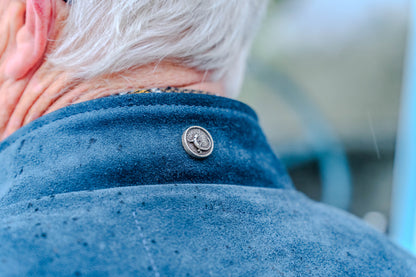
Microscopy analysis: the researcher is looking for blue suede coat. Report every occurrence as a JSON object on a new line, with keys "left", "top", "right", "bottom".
{"left": 0, "top": 93, "right": 415, "bottom": 276}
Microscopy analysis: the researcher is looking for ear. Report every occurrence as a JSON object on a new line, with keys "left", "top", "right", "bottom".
{"left": 5, "top": 0, "right": 54, "bottom": 79}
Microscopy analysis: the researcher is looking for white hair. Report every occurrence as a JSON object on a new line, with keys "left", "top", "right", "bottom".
{"left": 48, "top": 0, "right": 268, "bottom": 97}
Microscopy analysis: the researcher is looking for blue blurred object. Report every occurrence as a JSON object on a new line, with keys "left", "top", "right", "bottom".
{"left": 248, "top": 61, "right": 352, "bottom": 210}
{"left": 390, "top": 0, "right": 416, "bottom": 255}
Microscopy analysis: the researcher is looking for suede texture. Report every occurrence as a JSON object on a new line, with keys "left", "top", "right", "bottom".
{"left": 0, "top": 93, "right": 415, "bottom": 276}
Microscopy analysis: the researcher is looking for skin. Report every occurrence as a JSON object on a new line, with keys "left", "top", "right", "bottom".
{"left": 0, "top": 0, "right": 225, "bottom": 140}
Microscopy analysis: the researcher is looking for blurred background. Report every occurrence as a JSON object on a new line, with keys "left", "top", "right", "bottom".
{"left": 240, "top": 0, "right": 411, "bottom": 245}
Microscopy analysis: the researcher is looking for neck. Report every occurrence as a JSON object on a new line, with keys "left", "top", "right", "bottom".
{"left": 0, "top": 63, "right": 224, "bottom": 140}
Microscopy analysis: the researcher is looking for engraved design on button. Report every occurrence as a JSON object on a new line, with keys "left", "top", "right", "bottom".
{"left": 182, "top": 126, "right": 214, "bottom": 159}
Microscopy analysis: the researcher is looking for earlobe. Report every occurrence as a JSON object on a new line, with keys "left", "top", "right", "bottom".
{"left": 4, "top": 0, "right": 54, "bottom": 80}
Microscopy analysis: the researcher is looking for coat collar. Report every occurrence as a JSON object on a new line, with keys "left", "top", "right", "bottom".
{"left": 0, "top": 92, "right": 293, "bottom": 206}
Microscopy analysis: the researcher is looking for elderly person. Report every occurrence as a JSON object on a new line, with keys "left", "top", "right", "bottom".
{"left": 0, "top": 0, "right": 415, "bottom": 276}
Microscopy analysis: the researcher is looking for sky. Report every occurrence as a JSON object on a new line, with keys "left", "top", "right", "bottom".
{"left": 264, "top": 0, "right": 409, "bottom": 51}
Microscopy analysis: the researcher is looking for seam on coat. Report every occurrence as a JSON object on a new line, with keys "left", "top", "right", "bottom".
{"left": 0, "top": 184, "right": 292, "bottom": 214}
{"left": 0, "top": 103, "right": 258, "bottom": 155}
{"left": 132, "top": 211, "right": 160, "bottom": 277}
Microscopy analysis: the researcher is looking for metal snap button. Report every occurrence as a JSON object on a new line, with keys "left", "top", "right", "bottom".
{"left": 182, "top": 126, "right": 214, "bottom": 159}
